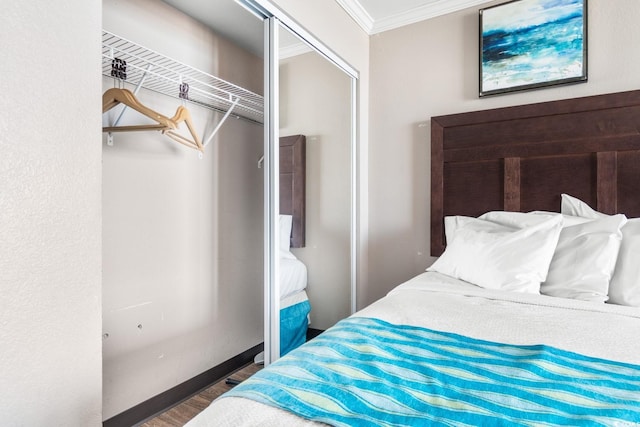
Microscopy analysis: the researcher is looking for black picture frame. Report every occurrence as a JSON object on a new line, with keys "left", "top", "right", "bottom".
{"left": 479, "top": 0, "right": 587, "bottom": 97}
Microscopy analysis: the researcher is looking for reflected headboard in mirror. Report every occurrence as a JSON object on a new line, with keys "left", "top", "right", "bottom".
{"left": 431, "top": 89, "right": 640, "bottom": 256}
{"left": 280, "top": 134, "right": 306, "bottom": 248}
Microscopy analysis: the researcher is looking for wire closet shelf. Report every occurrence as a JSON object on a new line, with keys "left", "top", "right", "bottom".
{"left": 102, "top": 30, "right": 264, "bottom": 124}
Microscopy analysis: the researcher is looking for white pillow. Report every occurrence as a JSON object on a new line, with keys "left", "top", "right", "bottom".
{"left": 483, "top": 211, "right": 626, "bottom": 303}
{"left": 279, "top": 214, "right": 293, "bottom": 253}
{"left": 427, "top": 212, "right": 562, "bottom": 294}
{"left": 562, "top": 194, "right": 640, "bottom": 306}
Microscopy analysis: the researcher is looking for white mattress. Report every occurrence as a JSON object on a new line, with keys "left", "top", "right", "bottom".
{"left": 280, "top": 256, "right": 307, "bottom": 300}
{"left": 186, "top": 271, "right": 640, "bottom": 427}
{"left": 281, "top": 288, "right": 308, "bottom": 309}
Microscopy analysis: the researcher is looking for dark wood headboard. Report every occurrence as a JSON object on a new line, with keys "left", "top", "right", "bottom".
{"left": 280, "top": 134, "right": 306, "bottom": 248}
{"left": 431, "top": 90, "right": 640, "bottom": 256}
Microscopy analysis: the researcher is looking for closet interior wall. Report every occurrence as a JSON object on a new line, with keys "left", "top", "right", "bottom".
{"left": 102, "top": 0, "right": 263, "bottom": 419}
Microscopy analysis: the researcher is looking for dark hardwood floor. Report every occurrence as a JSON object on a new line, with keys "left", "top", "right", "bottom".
{"left": 139, "top": 363, "right": 262, "bottom": 427}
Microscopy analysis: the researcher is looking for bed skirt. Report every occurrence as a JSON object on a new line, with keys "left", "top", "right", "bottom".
{"left": 280, "top": 290, "right": 311, "bottom": 356}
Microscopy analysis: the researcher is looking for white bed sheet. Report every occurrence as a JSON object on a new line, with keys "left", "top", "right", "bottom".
{"left": 281, "top": 288, "right": 308, "bottom": 309}
{"left": 280, "top": 256, "right": 307, "bottom": 300}
{"left": 187, "top": 271, "right": 640, "bottom": 427}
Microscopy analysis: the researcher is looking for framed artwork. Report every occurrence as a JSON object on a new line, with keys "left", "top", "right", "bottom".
{"left": 479, "top": 0, "right": 587, "bottom": 97}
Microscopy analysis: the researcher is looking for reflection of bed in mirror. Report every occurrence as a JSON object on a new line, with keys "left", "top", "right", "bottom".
{"left": 278, "top": 134, "right": 308, "bottom": 358}
{"left": 255, "top": 134, "right": 308, "bottom": 364}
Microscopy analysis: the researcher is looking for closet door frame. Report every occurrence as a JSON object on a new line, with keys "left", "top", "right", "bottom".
{"left": 263, "top": 16, "right": 280, "bottom": 366}
{"left": 239, "top": 0, "right": 359, "bottom": 366}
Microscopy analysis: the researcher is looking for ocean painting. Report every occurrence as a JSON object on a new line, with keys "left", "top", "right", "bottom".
{"left": 480, "top": 0, "right": 586, "bottom": 96}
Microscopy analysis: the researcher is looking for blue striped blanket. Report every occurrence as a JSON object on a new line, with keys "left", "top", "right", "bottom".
{"left": 224, "top": 317, "right": 640, "bottom": 426}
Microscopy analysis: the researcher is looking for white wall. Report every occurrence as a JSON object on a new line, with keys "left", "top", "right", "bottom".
{"left": 0, "top": 1, "right": 103, "bottom": 426}
{"left": 280, "top": 52, "right": 352, "bottom": 330}
{"left": 366, "top": 0, "right": 640, "bottom": 304}
{"left": 102, "top": 0, "right": 263, "bottom": 418}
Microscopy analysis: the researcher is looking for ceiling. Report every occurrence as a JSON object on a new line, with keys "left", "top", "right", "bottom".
{"left": 162, "top": 0, "right": 493, "bottom": 57}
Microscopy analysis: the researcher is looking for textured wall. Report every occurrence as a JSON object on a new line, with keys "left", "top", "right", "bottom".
{"left": 0, "top": 1, "right": 103, "bottom": 425}
{"left": 367, "top": 0, "right": 640, "bottom": 304}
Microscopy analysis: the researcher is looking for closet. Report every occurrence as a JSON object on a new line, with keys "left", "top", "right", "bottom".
{"left": 101, "top": 0, "right": 264, "bottom": 420}
{"left": 102, "top": 0, "right": 359, "bottom": 421}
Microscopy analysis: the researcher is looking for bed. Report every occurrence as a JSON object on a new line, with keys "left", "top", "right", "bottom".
{"left": 187, "top": 91, "right": 640, "bottom": 426}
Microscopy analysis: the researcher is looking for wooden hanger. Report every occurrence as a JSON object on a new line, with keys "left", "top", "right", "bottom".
{"left": 102, "top": 88, "right": 204, "bottom": 153}
{"left": 164, "top": 105, "right": 204, "bottom": 153}
{"left": 102, "top": 87, "right": 177, "bottom": 133}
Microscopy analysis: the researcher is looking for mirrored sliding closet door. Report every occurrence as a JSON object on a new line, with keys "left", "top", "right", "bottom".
{"left": 241, "top": 0, "right": 358, "bottom": 365}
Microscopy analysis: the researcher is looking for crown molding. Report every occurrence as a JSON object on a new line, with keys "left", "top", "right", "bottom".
{"left": 374, "top": 0, "right": 491, "bottom": 34}
{"left": 336, "top": 0, "right": 492, "bottom": 35}
{"left": 334, "top": 0, "right": 374, "bottom": 34}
